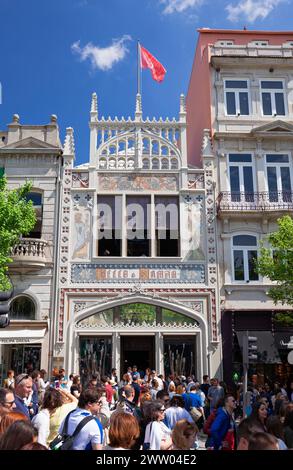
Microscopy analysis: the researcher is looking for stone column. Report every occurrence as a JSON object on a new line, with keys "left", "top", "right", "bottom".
{"left": 112, "top": 332, "right": 121, "bottom": 379}
{"left": 155, "top": 332, "right": 164, "bottom": 376}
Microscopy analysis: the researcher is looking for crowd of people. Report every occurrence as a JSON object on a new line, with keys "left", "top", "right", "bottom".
{"left": 0, "top": 366, "right": 293, "bottom": 451}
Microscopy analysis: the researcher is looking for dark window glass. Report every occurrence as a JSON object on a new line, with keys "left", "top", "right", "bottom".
{"left": 226, "top": 92, "right": 236, "bottom": 115}
{"left": 226, "top": 81, "right": 248, "bottom": 88}
{"left": 266, "top": 155, "right": 289, "bottom": 163}
{"left": 97, "top": 195, "right": 122, "bottom": 256}
{"left": 234, "top": 250, "right": 244, "bottom": 280}
{"left": 10, "top": 297, "right": 35, "bottom": 320}
{"left": 243, "top": 167, "right": 254, "bottom": 201}
{"left": 239, "top": 92, "right": 249, "bottom": 115}
{"left": 127, "top": 196, "right": 151, "bottom": 257}
{"left": 79, "top": 337, "right": 112, "bottom": 387}
{"left": 267, "top": 167, "right": 278, "bottom": 201}
{"left": 261, "top": 81, "right": 283, "bottom": 89}
{"left": 155, "top": 196, "right": 179, "bottom": 257}
{"left": 164, "top": 337, "right": 196, "bottom": 378}
{"left": 23, "top": 192, "right": 42, "bottom": 239}
{"left": 248, "top": 250, "right": 259, "bottom": 280}
{"left": 262, "top": 93, "right": 272, "bottom": 115}
{"left": 233, "top": 235, "right": 257, "bottom": 246}
{"left": 280, "top": 167, "right": 292, "bottom": 202}
{"left": 230, "top": 166, "right": 240, "bottom": 201}
{"left": 229, "top": 154, "right": 252, "bottom": 162}
{"left": 275, "top": 93, "right": 285, "bottom": 115}
{"left": 25, "top": 192, "right": 42, "bottom": 206}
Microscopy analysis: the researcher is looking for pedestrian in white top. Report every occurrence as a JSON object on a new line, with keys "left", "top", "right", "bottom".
{"left": 144, "top": 400, "right": 172, "bottom": 450}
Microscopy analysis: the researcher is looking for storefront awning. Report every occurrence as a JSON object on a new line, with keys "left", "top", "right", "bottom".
{"left": 236, "top": 330, "right": 282, "bottom": 364}
{"left": 0, "top": 328, "right": 46, "bottom": 344}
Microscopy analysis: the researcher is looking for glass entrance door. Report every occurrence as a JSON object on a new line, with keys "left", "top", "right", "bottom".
{"left": 79, "top": 337, "right": 112, "bottom": 387}
{"left": 10, "top": 345, "right": 41, "bottom": 375}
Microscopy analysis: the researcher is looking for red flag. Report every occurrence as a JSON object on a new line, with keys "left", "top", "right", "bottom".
{"left": 140, "top": 45, "right": 166, "bottom": 83}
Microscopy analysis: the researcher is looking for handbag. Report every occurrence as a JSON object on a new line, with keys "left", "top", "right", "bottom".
{"left": 190, "top": 407, "right": 203, "bottom": 422}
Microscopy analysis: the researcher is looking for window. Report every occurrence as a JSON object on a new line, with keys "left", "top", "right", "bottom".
{"left": 127, "top": 196, "right": 151, "bottom": 257}
{"left": 261, "top": 81, "right": 286, "bottom": 116}
{"left": 224, "top": 80, "right": 249, "bottom": 116}
{"left": 155, "top": 196, "right": 180, "bottom": 257}
{"left": 228, "top": 154, "right": 254, "bottom": 202}
{"left": 232, "top": 235, "right": 259, "bottom": 281}
{"left": 24, "top": 192, "right": 43, "bottom": 239}
{"left": 97, "top": 195, "right": 122, "bottom": 256}
{"left": 10, "top": 296, "right": 36, "bottom": 320}
{"left": 249, "top": 41, "right": 269, "bottom": 47}
{"left": 266, "top": 154, "right": 292, "bottom": 202}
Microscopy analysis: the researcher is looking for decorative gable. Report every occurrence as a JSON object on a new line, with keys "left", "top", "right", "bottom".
{"left": 251, "top": 120, "right": 293, "bottom": 135}
{"left": 2, "top": 136, "right": 59, "bottom": 150}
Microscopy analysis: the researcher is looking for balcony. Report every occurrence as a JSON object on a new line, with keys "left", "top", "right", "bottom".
{"left": 217, "top": 191, "right": 293, "bottom": 217}
{"left": 9, "top": 238, "right": 51, "bottom": 273}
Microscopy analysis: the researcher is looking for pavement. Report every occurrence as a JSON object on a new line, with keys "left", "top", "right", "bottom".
{"left": 196, "top": 432, "right": 207, "bottom": 450}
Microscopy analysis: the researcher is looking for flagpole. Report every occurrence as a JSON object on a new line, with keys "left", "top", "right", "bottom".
{"left": 137, "top": 40, "right": 141, "bottom": 96}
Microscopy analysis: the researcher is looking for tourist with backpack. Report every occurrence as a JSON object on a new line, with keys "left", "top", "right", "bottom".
{"left": 55, "top": 389, "right": 104, "bottom": 450}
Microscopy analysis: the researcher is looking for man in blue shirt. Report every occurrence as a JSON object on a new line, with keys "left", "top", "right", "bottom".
{"left": 14, "top": 373, "right": 33, "bottom": 419}
{"left": 59, "top": 389, "right": 103, "bottom": 450}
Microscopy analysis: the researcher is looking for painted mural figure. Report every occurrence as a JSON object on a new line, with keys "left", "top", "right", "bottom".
{"left": 183, "top": 200, "right": 204, "bottom": 261}
{"left": 72, "top": 211, "right": 90, "bottom": 259}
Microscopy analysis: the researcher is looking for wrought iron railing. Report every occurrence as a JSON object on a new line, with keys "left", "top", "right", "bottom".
{"left": 217, "top": 191, "right": 293, "bottom": 213}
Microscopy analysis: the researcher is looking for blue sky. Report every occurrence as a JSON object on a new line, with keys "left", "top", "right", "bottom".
{"left": 0, "top": 0, "right": 292, "bottom": 165}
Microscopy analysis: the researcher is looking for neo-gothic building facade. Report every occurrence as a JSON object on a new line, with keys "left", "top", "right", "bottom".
{"left": 54, "top": 93, "right": 220, "bottom": 382}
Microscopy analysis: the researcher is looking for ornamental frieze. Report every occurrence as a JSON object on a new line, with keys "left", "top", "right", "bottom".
{"left": 98, "top": 174, "right": 178, "bottom": 191}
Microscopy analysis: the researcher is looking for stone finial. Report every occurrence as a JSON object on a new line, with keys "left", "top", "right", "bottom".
{"left": 12, "top": 114, "right": 20, "bottom": 123}
{"left": 50, "top": 114, "right": 58, "bottom": 123}
{"left": 180, "top": 94, "right": 186, "bottom": 114}
{"left": 63, "top": 127, "right": 75, "bottom": 157}
{"left": 201, "top": 128, "right": 213, "bottom": 157}
{"left": 90, "top": 92, "right": 98, "bottom": 120}
{"left": 135, "top": 93, "right": 142, "bottom": 120}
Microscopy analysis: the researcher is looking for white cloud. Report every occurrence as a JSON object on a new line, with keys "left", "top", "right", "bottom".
{"left": 71, "top": 35, "right": 132, "bottom": 71}
{"left": 226, "top": 0, "right": 284, "bottom": 23}
{"left": 161, "top": 0, "right": 203, "bottom": 14}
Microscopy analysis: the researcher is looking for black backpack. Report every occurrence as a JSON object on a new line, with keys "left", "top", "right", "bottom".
{"left": 49, "top": 410, "right": 95, "bottom": 450}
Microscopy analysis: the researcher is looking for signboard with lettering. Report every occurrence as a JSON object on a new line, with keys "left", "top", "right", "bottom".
{"left": 71, "top": 263, "right": 205, "bottom": 284}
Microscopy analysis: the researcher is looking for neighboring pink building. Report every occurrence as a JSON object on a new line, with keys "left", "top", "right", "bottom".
{"left": 186, "top": 29, "right": 293, "bottom": 167}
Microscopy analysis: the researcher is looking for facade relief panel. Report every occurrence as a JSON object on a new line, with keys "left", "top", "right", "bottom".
{"left": 181, "top": 194, "right": 205, "bottom": 262}
{"left": 71, "top": 193, "right": 93, "bottom": 261}
{"left": 98, "top": 174, "right": 179, "bottom": 191}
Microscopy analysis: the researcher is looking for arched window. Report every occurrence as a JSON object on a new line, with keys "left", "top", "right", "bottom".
{"left": 24, "top": 192, "right": 43, "bottom": 239}
{"left": 142, "top": 158, "right": 150, "bottom": 169}
{"left": 10, "top": 296, "right": 36, "bottom": 320}
{"left": 232, "top": 234, "right": 259, "bottom": 281}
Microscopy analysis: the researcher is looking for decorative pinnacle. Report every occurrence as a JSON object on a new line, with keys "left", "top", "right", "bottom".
{"left": 50, "top": 114, "right": 58, "bottom": 123}
{"left": 135, "top": 93, "right": 142, "bottom": 120}
{"left": 180, "top": 94, "right": 186, "bottom": 114}
{"left": 63, "top": 127, "right": 75, "bottom": 157}
{"left": 12, "top": 114, "right": 20, "bottom": 123}
{"left": 90, "top": 92, "right": 98, "bottom": 120}
{"left": 201, "top": 128, "right": 213, "bottom": 157}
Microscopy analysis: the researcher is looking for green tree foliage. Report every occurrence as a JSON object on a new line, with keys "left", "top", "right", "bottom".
{"left": 257, "top": 215, "right": 293, "bottom": 307}
{"left": 0, "top": 177, "right": 36, "bottom": 291}
{"left": 274, "top": 311, "right": 293, "bottom": 327}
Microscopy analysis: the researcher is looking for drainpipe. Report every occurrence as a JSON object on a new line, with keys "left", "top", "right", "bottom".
{"left": 48, "top": 150, "right": 63, "bottom": 375}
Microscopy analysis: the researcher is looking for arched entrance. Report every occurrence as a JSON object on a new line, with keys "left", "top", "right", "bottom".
{"left": 68, "top": 295, "right": 208, "bottom": 382}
